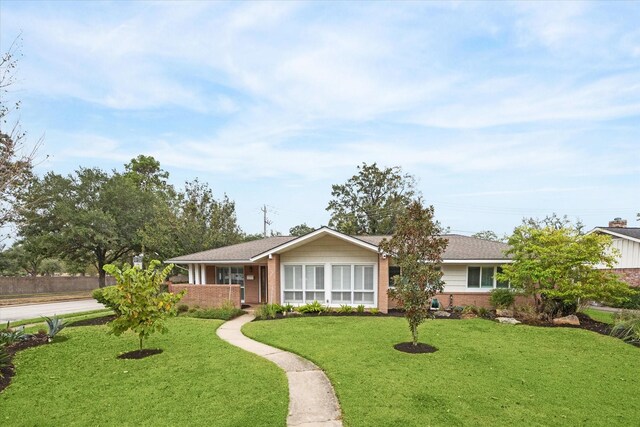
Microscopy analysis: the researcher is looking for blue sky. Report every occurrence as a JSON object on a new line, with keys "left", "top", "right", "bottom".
{"left": 1, "top": 1, "right": 638, "bottom": 236}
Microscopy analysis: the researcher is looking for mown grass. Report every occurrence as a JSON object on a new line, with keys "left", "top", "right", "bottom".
{"left": 1, "top": 317, "right": 288, "bottom": 426}
{"left": 244, "top": 317, "right": 639, "bottom": 427}
{"left": 581, "top": 307, "right": 615, "bottom": 325}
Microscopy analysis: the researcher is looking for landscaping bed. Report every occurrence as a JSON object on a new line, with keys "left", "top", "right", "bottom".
{"left": 0, "top": 332, "right": 50, "bottom": 393}
{"left": 67, "top": 314, "right": 117, "bottom": 327}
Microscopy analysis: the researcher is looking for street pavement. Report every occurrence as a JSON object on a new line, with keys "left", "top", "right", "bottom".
{"left": 0, "top": 299, "right": 105, "bottom": 323}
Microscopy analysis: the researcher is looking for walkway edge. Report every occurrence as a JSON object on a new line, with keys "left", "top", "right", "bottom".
{"left": 216, "top": 314, "right": 343, "bottom": 427}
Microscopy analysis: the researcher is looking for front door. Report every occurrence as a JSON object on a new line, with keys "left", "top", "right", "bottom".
{"left": 260, "top": 266, "right": 267, "bottom": 303}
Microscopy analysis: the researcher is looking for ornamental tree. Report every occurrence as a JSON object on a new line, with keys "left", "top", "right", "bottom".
{"left": 379, "top": 201, "right": 448, "bottom": 346}
{"left": 102, "top": 260, "right": 185, "bottom": 351}
{"left": 497, "top": 225, "right": 633, "bottom": 318}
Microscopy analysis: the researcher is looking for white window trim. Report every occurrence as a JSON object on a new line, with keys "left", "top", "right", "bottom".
{"left": 465, "top": 265, "right": 509, "bottom": 291}
{"left": 281, "top": 262, "right": 378, "bottom": 308}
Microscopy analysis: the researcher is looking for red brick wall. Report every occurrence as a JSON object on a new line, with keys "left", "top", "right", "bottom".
{"left": 613, "top": 268, "right": 640, "bottom": 287}
{"left": 377, "top": 255, "right": 389, "bottom": 313}
{"left": 267, "top": 255, "right": 281, "bottom": 304}
{"left": 244, "top": 265, "right": 260, "bottom": 304}
{"left": 388, "top": 291, "right": 533, "bottom": 309}
{"left": 169, "top": 284, "right": 241, "bottom": 309}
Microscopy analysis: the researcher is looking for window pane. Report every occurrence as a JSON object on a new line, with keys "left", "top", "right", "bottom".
{"left": 364, "top": 266, "right": 374, "bottom": 290}
{"left": 305, "top": 291, "right": 325, "bottom": 302}
{"left": 294, "top": 266, "right": 303, "bottom": 290}
{"left": 354, "top": 266, "right": 363, "bottom": 290}
{"left": 231, "top": 266, "right": 244, "bottom": 285}
{"left": 496, "top": 266, "right": 509, "bottom": 288}
{"left": 481, "top": 267, "right": 494, "bottom": 288}
{"left": 284, "top": 291, "right": 303, "bottom": 303}
{"left": 467, "top": 267, "right": 480, "bottom": 288}
{"left": 332, "top": 265, "right": 351, "bottom": 290}
{"left": 305, "top": 266, "right": 315, "bottom": 289}
{"left": 354, "top": 292, "right": 374, "bottom": 304}
{"left": 315, "top": 266, "right": 324, "bottom": 290}
{"left": 343, "top": 267, "right": 351, "bottom": 289}
{"left": 331, "top": 291, "right": 351, "bottom": 304}
{"left": 284, "top": 266, "right": 294, "bottom": 290}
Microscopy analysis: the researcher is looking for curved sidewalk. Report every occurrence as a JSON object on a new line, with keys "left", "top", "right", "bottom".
{"left": 216, "top": 314, "right": 343, "bottom": 427}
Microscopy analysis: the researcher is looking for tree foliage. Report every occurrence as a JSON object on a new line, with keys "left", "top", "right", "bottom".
{"left": 19, "top": 167, "right": 157, "bottom": 286}
{"left": 289, "top": 223, "right": 315, "bottom": 236}
{"left": 379, "top": 201, "right": 448, "bottom": 346}
{"left": 471, "top": 230, "right": 505, "bottom": 242}
{"left": 141, "top": 179, "right": 243, "bottom": 260}
{"left": 497, "top": 224, "right": 633, "bottom": 318}
{"left": 102, "top": 260, "right": 185, "bottom": 350}
{"left": 327, "top": 163, "right": 417, "bottom": 235}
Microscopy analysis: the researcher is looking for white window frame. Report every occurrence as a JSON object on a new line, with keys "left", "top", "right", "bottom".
{"left": 465, "top": 265, "right": 510, "bottom": 290}
{"left": 216, "top": 265, "right": 245, "bottom": 303}
{"left": 281, "top": 262, "right": 378, "bottom": 308}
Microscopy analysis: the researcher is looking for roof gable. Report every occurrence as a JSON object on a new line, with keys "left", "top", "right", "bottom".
{"left": 588, "top": 227, "right": 640, "bottom": 243}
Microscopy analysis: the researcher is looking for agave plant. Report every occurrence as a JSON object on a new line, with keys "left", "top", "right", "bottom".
{"left": 0, "top": 328, "right": 26, "bottom": 346}
{"left": 43, "top": 315, "right": 66, "bottom": 340}
{"left": 611, "top": 311, "right": 640, "bottom": 344}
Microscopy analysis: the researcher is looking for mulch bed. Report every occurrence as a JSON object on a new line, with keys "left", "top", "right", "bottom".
{"left": 1, "top": 332, "right": 50, "bottom": 393}
{"left": 394, "top": 342, "right": 438, "bottom": 354}
{"left": 67, "top": 315, "right": 116, "bottom": 327}
{"left": 255, "top": 309, "right": 461, "bottom": 321}
{"left": 117, "top": 349, "right": 163, "bottom": 359}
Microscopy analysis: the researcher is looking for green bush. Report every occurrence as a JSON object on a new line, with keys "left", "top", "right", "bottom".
{"left": 92, "top": 287, "right": 121, "bottom": 315}
{"left": 461, "top": 305, "right": 479, "bottom": 315}
{"left": 0, "top": 328, "right": 26, "bottom": 346}
{"left": 608, "top": 288, "right": 640, "bottom": 309}
{"left": 370, "top": 308, "right": 380, "bottom": 315}
{"left": 356, "top": 304, "right": 365, "bottom": 313}
{"left": 338, "top": 305, "right": 353, "bottom": 314}
{"left": 177, "top": 304, "right": 189, "bottom": 314}
{"left": 489, "top": 289, "right": 516, "bottom": 309}
{"left": 611, "top": 310, "right": 640, "bottom": 344}
{"left": 254, "top": 304, "right": 280, "bottom": 320}
{"left": 296, "top": 301, "right": 327, "bottom": 314}
{"left": 282, "top": 303, "right": 294, "bottom": 313}
{"left": 187, "top": 301, "right": 245, "bottom": 321}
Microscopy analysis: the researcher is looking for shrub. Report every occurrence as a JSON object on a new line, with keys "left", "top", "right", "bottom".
{"left": 188, "top": 301, "right": 244, "bottom": 321}
{"left": 177, "top": 304, "right": 189, "bottom": 314}
{"left": 370, "top": 308, "right": 380, "bottom": 315}
{"left": 102, "top": 260, "right": 185, "bottom": 350}
{"left": 477, "top": 307, "right": 493, "bottom": 319}
{"left": 92, "top": 287, "right": 121, "bottom": 315}
{"left": 461, "top": 305, "right": 479, "bottom": 315}
{"left": 489, "top": 289, "right": 516, "bottom": 309}
{"left": 43, "top": 315, "right": 66, "bottom": 339}
{"left": 611, "top": 310, "right": 640, "bottom": 344}
{"left": 296, "top": 301, "right": 327, "bottom": 314}
{"left": 254, "top": 304, "right": 280, "bottom": 320}
{"left": 281, "top": 303, "right": 294, "bottom": 313}
{"left": 338, "top": 305, "right": 353, "bottom": 314}
{"left": 0, "top": 326, "right": 27, "bottom": 346}
{"left": 356, "top": 304, "right": 365, "bottom": 314}
{"left": 608, "top": 288, "right": 640, "bottom": 310}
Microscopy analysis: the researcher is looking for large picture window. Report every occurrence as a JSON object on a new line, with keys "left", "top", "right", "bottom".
{"left": 217, "top": 266, "right": 245, "bottom": 301}
{"left": 467, "top": 266, "right": 509, "bottom": 289}
{"left": 283, "top": 265, "right": 303, "bottom": 303}
{"left": 354, "top": 265, "right": 375, "bottom": 304}
{"left": 331, "top": 265, "right": 352, "bottom": 304}
{"left": 305, "top": 265, "right": 325, "bottom": 302}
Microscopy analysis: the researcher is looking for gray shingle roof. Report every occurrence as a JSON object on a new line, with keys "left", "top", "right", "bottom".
{"left": 596, "top": 227, "right": 640, "bottom": 241}
{"left": 167, "top": 233, "right": 510, "bottom": 263}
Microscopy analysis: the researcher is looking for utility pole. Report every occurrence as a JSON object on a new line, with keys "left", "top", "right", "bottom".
{"left": 261, "top": 205, "right": 272, "bottom": 237}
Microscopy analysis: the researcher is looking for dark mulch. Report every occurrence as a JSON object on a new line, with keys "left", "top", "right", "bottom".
{"left": 1, "top": 332, "right": 50, "bottom": 393}
{"left": 68, "top": 315, "right": 116, "bottom": 327}
{"left": 394, "top": 342, "right": 438, "bottom": 354}
{"left": 117, "top": 348, "right": 163, "bottom": 359}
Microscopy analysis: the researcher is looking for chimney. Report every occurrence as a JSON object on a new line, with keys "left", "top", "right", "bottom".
{"left": 608, "top": 217, "right": 627, "bottom": 228}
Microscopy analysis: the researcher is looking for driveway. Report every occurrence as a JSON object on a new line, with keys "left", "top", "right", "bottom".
{"left": 0, "top": 299, "right": 105, "bottom": 323}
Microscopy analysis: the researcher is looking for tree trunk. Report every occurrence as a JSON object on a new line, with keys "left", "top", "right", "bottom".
{"left": 98, "top": 268, "right": 106, "bottom": 288}
{"left": 411, "top": 323, "right": 419, "bottom": 346}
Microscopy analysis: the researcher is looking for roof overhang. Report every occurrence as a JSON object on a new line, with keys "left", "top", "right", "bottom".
{"left": 165, "top": 259, "right": 255, "bottom": 265}
{"left": 250, "top": 226, "right": 379, "bottom": 262}
{"left": 586, "top": 228, "right": 640, "bottom": 244}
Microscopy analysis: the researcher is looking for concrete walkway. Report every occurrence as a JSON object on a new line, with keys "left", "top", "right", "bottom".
{"left": 216, "top": 314, "right": 343, "bottom": 427}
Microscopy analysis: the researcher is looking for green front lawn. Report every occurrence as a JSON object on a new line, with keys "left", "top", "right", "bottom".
{"left": 244, "top": 317, "right": 639, "bottom": 426}
{"left": 2, "top": 317, "right": 288, "bottom": 426}
{"left": 581, "top": 307, "right": 615, "bottom": 325}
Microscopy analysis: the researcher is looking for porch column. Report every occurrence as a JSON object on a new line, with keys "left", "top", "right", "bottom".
{"left": 267, "top": 254, "right": 281, "bottom": 304}
{"left": 188, "top": 264, "right": 194, "bottom": 284}
{"left": 194, "top": 264, "right": 201, "bottom": 285}
{"left": 201, "top": 264, "right": 207, "bottom": 284}
{"left": 378, "top": 254, "right": 389, "bottom": 313}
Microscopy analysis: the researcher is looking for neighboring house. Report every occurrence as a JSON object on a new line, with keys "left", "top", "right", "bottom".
{"left": 588, "top": 218, "right": 640, "bottom": 287}
{"left": 166, "top": 227, "right": 512, "bottom": 312}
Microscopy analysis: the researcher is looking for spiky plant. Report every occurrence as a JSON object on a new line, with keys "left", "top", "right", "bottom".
{"left": 43, "top": 315, "right": 66, "bottom": 340}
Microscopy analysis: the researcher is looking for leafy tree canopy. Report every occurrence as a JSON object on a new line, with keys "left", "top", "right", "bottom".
{"left": 497, "top": 224, "right": 633, "bottom": 318}
{"left": 289, "top": 223, "right": 315, "bottom": 236}
{"left": 379, "top": 201, "right": 448, "bottom": 346}
{"left": 327, "top": 163, "right": 417, "bottom": 235}
{"left": 471, "top": 230, "right": 506, "bottom": 242}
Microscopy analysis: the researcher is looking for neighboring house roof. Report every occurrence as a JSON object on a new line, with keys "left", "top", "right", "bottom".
{"left": 167, "top": 227, "right": 511, "bottom": 264}
{"left": 588, "top": 227, "right": 640, "bottom": 243}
